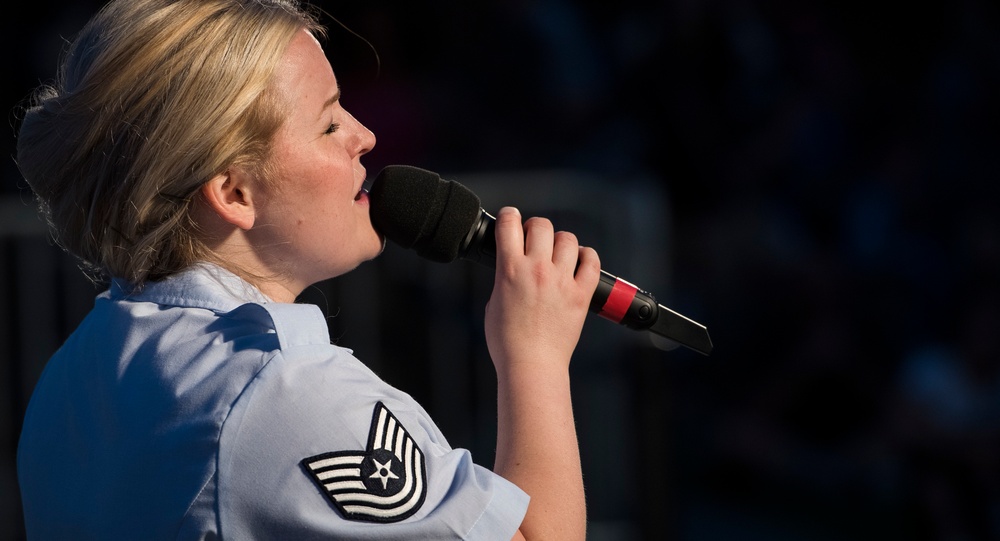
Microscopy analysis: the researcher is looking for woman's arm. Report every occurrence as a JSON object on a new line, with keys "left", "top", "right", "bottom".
{"left": 485, "top": 207, "right": 601, "bottom": 541}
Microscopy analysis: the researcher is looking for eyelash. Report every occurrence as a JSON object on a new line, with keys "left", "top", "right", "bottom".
{"left": 325, "top": 123, "right": 340, "bottom": 135}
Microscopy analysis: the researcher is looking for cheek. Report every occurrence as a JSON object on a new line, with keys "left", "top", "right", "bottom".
{"left": 268, "top": 143, "right": 356, "bottom": 213}
{"left": 294, "top": 152, "right": 352, "bottom": 193}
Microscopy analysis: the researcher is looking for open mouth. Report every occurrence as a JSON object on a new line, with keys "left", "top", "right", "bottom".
{"left": 355, "top": 177, "right": 374, "bottom": 202}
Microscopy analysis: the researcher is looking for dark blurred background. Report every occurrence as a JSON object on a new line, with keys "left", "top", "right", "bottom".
{"left": 3, "top": 0, "right": 1000, "bottom": 539}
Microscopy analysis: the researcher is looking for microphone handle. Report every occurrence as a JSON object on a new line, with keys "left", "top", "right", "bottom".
{"left": 458, "top": 210, "right": 713, "bottom": 356}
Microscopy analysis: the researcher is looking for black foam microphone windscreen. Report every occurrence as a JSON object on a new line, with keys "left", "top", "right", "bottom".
{"left": 368, "top": 165, "right": 481, "bottom": 263}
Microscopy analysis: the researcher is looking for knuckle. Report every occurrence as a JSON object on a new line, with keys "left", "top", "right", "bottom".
{"left": 554, "top": 230, "right": 578, "bottom": 245}
{"left": 578, "top": 248, "right": 601, "bottom": 274}
{"left": 524, "top": 216, "right": 553, "bottom": 230}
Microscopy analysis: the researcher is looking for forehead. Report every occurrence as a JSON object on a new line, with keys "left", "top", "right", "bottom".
{"left": 272, "top": 29, "right": 338, "bottom": 109}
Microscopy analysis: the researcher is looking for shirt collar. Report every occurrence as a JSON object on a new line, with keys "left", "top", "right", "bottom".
{"left": 109, "top": 263, "right": 272, "bottom": 313}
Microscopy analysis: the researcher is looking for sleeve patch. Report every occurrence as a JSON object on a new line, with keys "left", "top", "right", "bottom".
{"left": 300, "top": 402, "right": 427, "bottom": 523}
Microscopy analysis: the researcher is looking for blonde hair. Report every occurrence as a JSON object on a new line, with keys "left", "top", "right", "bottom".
{"left": 15, "top": 0, "right": 323, "bottom": 286}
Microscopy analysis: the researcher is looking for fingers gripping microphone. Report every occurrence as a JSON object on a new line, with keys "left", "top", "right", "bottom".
{"left": 368, "top": 165, "right": 713, "bottom": 356}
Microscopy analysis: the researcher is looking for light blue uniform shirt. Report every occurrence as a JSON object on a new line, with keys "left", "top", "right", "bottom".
{"left": 18, "top": 263, "right": 527, "bottom": 540}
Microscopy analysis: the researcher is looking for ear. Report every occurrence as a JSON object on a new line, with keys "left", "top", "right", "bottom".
{"left": 199, "top": 169, "right": 256, "bottom": 230}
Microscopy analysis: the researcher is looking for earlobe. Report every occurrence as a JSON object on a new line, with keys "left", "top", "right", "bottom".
{"left": 200, "top": 170, "right": 256, "bottom": 230}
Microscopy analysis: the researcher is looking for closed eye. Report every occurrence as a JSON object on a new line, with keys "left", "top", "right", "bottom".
{"left": 325, "top": 122, "right": 340, "bottom": 135}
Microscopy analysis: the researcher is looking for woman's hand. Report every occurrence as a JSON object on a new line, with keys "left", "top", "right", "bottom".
{"left": 484, "top": 207, "right": 601, "bottom": 375}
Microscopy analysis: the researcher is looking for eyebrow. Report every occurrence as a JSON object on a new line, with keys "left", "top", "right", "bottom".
{"left": 321, "top": 86, "right": 342, "bottom": 114}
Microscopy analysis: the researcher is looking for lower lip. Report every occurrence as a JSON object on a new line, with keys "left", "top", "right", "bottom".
{"left": 354, "top": 190, "right": 370, "bottom": 206}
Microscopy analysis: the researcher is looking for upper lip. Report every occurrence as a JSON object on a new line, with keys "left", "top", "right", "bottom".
{"left": 356, "top": 167, "right": 369, "bottom": 194}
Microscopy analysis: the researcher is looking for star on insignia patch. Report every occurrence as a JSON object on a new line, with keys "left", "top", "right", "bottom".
{"left": 301, "top": 402, "right": 427, "bottom": 523}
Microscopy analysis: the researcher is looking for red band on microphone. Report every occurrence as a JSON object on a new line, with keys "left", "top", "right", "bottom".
{"left": 599, "top": 279, "right": 638, "bottom": 323}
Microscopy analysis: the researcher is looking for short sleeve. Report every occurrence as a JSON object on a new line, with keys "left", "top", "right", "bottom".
{"left": 217, "top": 342, "right": 528, "bottom": 540}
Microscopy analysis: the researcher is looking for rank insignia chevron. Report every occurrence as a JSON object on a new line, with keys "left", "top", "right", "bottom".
{"left": 301, "top": 402, "right": 427, "bottom": 523}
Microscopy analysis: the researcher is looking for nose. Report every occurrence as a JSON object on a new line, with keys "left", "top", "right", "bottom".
{"left": 359, "top": 124, "right": 376, "bottom": 156}
{"left": 348, "top": 110, "right": 376, "bottom": 156}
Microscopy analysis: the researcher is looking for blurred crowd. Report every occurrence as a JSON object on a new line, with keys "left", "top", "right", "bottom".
{"left": 5, "top": 0, "right": 1000, "bottom": 539}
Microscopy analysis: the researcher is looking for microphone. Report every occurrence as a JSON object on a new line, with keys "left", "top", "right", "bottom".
{"left": 368, "top": 165, "right": 713, "bottom": 356}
